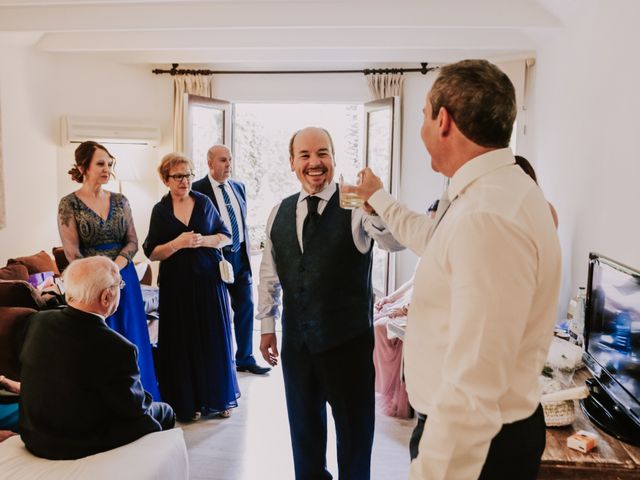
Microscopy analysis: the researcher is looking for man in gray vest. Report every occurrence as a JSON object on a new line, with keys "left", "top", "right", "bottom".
{"left": 257, "top": 127, "right": 403, "bottom": 480}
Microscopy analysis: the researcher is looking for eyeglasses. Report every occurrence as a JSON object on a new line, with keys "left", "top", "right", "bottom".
{"left": 112, "top": 280, "right": 126, "bottom": 290}
{"left": 168, "top": 173, "right": 195, "bottom": 182}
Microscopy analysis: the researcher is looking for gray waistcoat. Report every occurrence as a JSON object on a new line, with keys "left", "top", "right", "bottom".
{"left": 271, "top": 189, "right": 373, "bottom": 353}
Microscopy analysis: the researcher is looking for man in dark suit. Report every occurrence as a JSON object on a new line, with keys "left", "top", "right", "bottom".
{"left": 192, "top": 144, "right": 270, "bottom": 375}
{"left": 19, "top": 257, "right": 174, "bottom": 460}
{"left": 258, "top": 127, "right": 403, "bottom": 479}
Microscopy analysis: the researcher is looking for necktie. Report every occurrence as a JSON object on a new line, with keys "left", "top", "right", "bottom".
{"left": 219, "top": 184, "right": 241, "bottom": 253}
{"left": 302, "top": 196, "right": 320, "bottom": 251}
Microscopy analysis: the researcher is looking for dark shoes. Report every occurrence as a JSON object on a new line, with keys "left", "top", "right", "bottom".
{"left": 236, "top": 364, "right": 271, "bottom": 375}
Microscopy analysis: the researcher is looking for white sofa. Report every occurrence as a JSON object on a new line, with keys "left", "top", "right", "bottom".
{"left": 0, "top": 428, "right": 188, "bottom": 479}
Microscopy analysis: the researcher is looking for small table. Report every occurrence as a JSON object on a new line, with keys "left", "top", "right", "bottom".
{"left": 539, "top": 369, "right": 640, "bottom": 479}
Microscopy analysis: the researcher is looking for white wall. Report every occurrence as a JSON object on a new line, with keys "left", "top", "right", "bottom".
{"left": 0, "top": 40, "right": 57, "bottom": 264}
{"left": 529, "top": 0, "right": 640, "bottom": 318}
{"left": 0, "top": 48, "right": 174, "bottom": 266}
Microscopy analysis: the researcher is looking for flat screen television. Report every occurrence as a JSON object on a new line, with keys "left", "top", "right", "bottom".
{"left": 582, "top": 252, "right": 640, "bottom": 445}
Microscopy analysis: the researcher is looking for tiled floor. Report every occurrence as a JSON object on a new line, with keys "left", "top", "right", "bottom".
{"left": 181, "top": 332, "right": 413, "bottom": 480}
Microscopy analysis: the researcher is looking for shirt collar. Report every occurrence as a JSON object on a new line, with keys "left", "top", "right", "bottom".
{"left": 208, "top": 173, "right": 226, "bottom": 189}
{"left": 297, "top": 182, "right": 336, "bottom": 204}
{"left": 448, "top": 148, "right": 515, "bottom": 200}
{"left": 66, "top": 305, "right": 106, "bottom": 323}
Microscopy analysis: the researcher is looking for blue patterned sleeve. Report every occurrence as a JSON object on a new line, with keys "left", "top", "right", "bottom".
{"left": 57, "top": 195, "right": 84, "bottom": 262}
{"left": 117, "top": 194, "right": 139, "bottom": 262}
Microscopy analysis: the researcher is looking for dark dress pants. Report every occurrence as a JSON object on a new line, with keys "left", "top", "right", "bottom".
{"left": 149, "top": 401, "right": 176, "bottom": 431}
{"left": 223, "top": 244, "right": 256, "bottom": 367}
{"left": 410, "top": 404, "right": 546, "bottom": 480}
{"left": 281, "top": 331, "right": 375, "bottom": 480}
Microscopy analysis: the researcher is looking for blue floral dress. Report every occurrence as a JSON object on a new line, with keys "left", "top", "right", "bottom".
{"left": 57, "top": 192, "right": 160, "bottom": 400}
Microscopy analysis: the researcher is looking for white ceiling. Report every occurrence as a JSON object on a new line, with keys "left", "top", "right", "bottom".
{"left": 0, "top": 0, "right": 562, "bottom": 70}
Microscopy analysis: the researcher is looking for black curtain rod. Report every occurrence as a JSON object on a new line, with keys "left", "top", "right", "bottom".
{"left": 152, "top": 62, "right": 436, "bottom": 76}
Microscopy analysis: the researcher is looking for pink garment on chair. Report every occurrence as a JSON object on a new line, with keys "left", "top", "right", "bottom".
{"left": 373, "top": 289, "right": 412, "bottom": 420}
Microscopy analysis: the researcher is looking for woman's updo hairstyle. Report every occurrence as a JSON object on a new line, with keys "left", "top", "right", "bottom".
{"left": 68, "top": 140, "right": 115, "bottom": 183}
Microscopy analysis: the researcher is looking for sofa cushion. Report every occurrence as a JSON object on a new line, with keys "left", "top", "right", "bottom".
{"left": 0, "top": 306, "right": 36, "bottom": 380}
{"left": 51, "top": 247, "right": 69, "bottom": 274}
{"left": 0, "top": 264, "right": 29, "bottom": 282}
{"left": 0, "top": 429, "right": 189, "bottom": 480}
{"left": 7, "top": 251, "right": 59, "bottom": 276}
{"left": 0, "top": 281, "right": 46, "bottom": 310}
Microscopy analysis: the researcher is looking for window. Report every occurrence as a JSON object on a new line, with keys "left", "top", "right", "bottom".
{"left": 184, "top": 95, "right": 400, "bottom": 296}
{"left": 233, "top": 103, "right": 363, "bottom": 249}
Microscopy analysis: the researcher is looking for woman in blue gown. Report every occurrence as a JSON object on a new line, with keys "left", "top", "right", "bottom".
{"left": 143, "top": 153, "right": 240, "bottom": 422}
{"left": 57, "top": 141, "right": 160, "bottom": 400}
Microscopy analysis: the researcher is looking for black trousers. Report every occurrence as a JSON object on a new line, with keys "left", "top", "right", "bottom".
{"left": 281, "top": 331, "right": 375, "bottom": 480}
{"left": 148, "top": 401, "right": 176, "bottom": 431}
{"left": 410, "top": 404, "right": 545, "bottom": 480}
{"left": 222, "top": 244, "right": 256, "bottom": 367}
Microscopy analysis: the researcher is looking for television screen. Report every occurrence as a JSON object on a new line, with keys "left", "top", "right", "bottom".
{"left": 585, "top": 253, "right": 640, "bottom": 428}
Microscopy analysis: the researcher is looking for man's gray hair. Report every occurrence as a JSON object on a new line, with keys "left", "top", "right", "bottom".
{"left": 63, "top": 257, "right": 119, "bottom": 305}
{"left": 429, "top": 59, "right": 516, "bottom": 148}
{"left": 207, "top": 144, "right": 231, "bottom": 160}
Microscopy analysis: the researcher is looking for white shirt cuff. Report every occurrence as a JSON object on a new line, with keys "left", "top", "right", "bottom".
{"left": 260, "top": 317, "right": 276, "bottom": 334}
{"left": 368, "top": 189, "right": 395, "bottom": 216}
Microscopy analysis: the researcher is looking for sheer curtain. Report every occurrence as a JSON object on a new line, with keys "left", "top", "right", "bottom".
{"left": 172, "top": 75, "right": 213, "bottom": 152}
{"left": 366, "top": 73, "right": 405, "bottom": 100}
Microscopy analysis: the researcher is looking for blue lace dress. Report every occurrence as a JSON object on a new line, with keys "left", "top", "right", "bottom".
{"left": 57, "top": 192, "right": 161, "bottom": 400}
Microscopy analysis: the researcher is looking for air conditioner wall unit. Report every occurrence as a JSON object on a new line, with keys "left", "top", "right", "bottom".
{"left": 62, "top": 116, "right": 161, "bottom": 146}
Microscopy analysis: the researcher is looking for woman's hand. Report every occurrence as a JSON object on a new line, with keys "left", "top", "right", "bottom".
{"left": 375, "top": 296, "right": 391, "bottom": 312}
{"left": 388, "top": 304, "right": 409, "bottom": 319}
{"left": 174, "top": 231, "right": 203, "bottom": 249}
{"left": 114, "top": 255, "right": 129, "bottom": 270}
{"left": 0, "top": 375, "right": 20, "bottom": 394}
{"left": 202, "top": 233, "right": 231, "bottom": 249}
{"left": 0, "top": 430, "right": 17, "bottom": 443}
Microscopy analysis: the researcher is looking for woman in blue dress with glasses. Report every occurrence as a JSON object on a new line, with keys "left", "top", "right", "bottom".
{"left": 57, "top": 141, "right": 160, "bottom": 400}
{"left": 144, "top": 153, "right": 239, "bottom": 422}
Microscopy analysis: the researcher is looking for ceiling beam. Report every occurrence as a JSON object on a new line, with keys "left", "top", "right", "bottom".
{"left": 37, "top": 27, "right": 537, "bottom": 52}
{"left": 0, "top": 1, "right": 561, "bottom": 32}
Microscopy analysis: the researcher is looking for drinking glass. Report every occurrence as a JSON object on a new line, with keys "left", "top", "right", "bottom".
{"left": 339, "top": 174, "right": 364, "bottom": 209}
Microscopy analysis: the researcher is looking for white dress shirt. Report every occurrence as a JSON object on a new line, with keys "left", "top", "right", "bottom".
{"left": 207, "top": 174, "right": 245, "bottom": 244}
{"left": 368, "top": 148, "right": 562, "bottom": 480}
{"left": 257, "top": 182, "right": 405, "bottom": 334}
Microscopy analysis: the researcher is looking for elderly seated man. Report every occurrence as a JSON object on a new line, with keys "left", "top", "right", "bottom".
{"left": 19, "top": 256, "right": 174, "bottom": 460}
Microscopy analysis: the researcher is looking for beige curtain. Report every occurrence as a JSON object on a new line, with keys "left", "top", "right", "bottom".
{"left": 367, "top": 73, "right": 405, "bottom": 100}
{"left": 172, "top": 75, "right": 213, "bottom": 152}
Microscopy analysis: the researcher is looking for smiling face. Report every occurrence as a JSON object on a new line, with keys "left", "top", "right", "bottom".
{"left": 289, "top": 127, "right": 335, "bottom": 194}
{"left": 82, "top": 148, "right": 114, "bottom": 185}
{"left": 208, "top": 145, "right": 232, "bottom": 183}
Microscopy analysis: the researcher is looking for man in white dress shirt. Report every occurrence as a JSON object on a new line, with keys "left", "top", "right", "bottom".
{"left": 345, "top": 60, "right": 562, "bottom": 479}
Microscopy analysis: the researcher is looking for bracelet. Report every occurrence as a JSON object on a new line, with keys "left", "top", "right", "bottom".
{"left": 169, "top": 241, "right": 177, "bottom": 253}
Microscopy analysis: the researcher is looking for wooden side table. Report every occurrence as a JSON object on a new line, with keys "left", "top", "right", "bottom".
{"left": 539, "top": 369, "right": 640, "bottom": 479}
